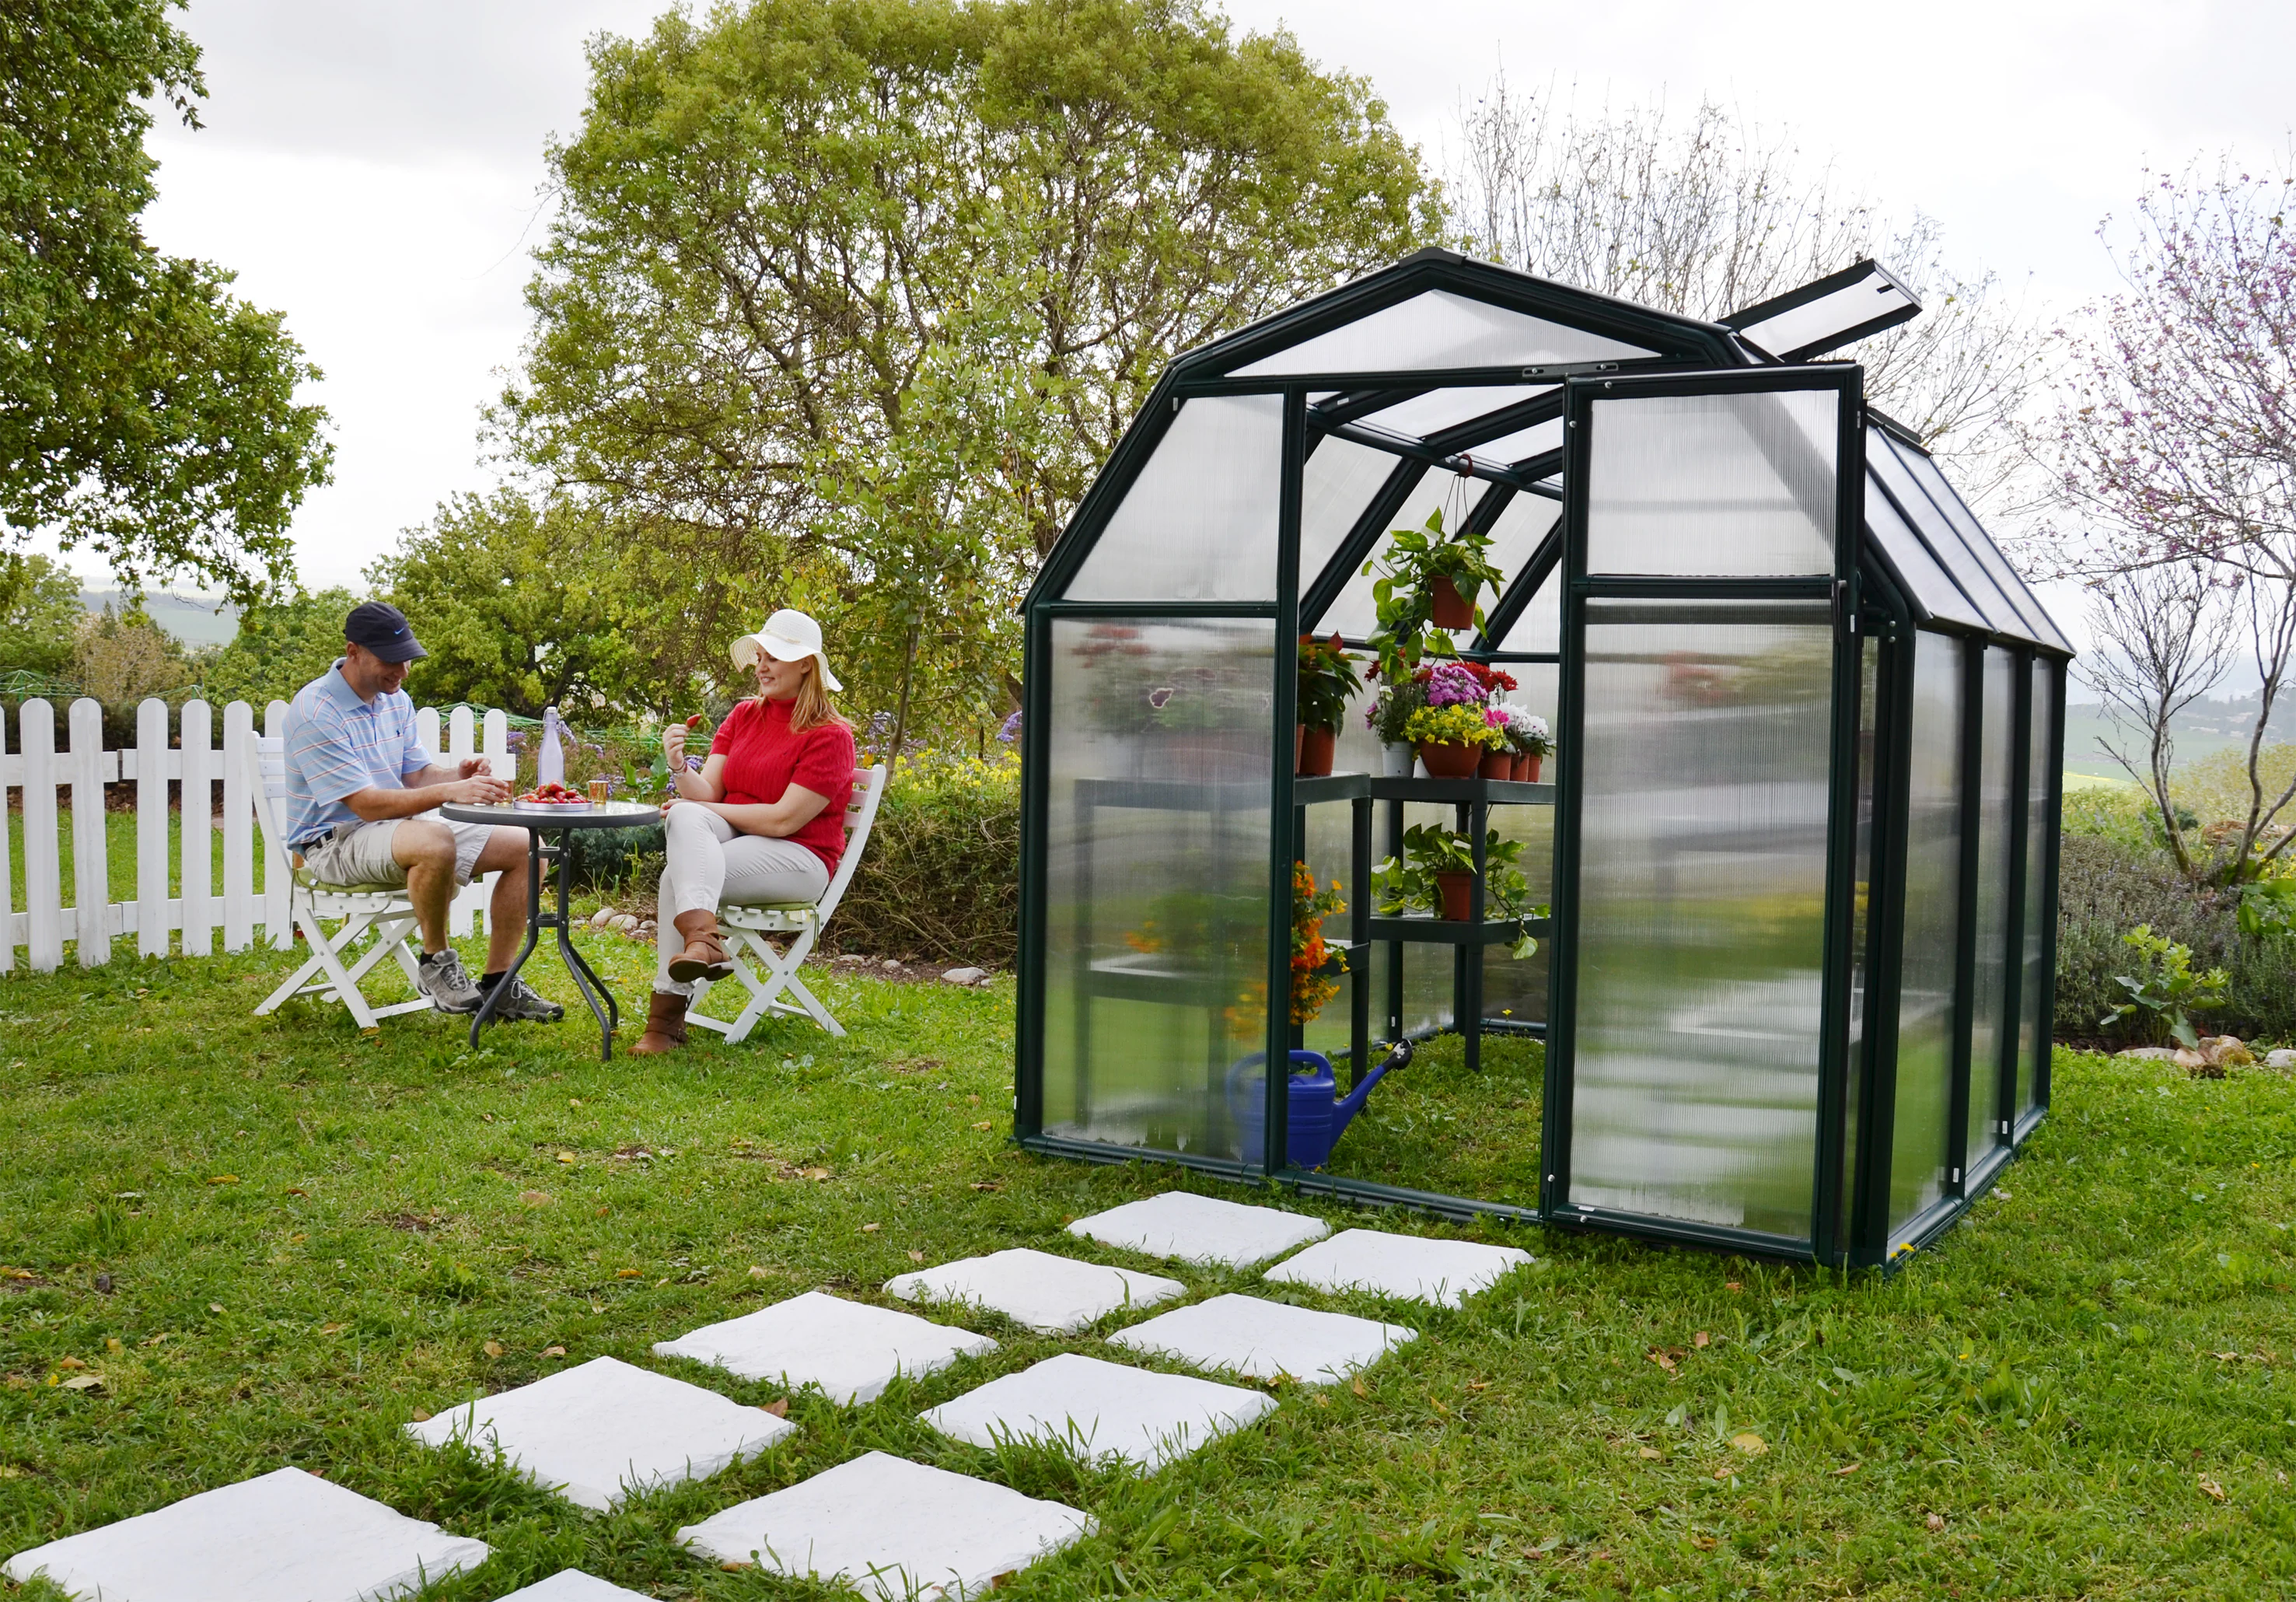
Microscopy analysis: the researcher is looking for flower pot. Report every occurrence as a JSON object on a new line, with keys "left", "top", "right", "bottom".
{"left": 1380, "top": 740, "right": 1416, "bottom": 777}
{"left": 1434, "top": 869, "right": 1476, "bottom": 922}
{"left": 1417, "top": 740, "right": 1482, "bottom": 779}
{"left": 1297, "top": 726, "right": 1337, "bottom": 776}
{"left": 1522, "top": 754, "right": 1544, "bottom": 783}
{"left": 1428, "top": 574, "right": 1474, "bottom": 630}
{"left": 1477, "top": 749, "right": 1513, "bottom": 781}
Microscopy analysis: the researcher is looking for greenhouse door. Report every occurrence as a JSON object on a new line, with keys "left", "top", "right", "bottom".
{"left": 1545, "top": 367, "right": 1864, "bottom": 1262}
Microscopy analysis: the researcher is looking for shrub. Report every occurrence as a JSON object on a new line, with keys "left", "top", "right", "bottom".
{"left": 831, "top": 754, "right": 1019, "bottom": 964}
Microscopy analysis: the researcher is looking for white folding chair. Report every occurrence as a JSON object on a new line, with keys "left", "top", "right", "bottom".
{"left": 687, "top": 764, "right": 889, "bottom": 1043}
{"left": 244, "top": 736, "right": 432, "bottom": 1029}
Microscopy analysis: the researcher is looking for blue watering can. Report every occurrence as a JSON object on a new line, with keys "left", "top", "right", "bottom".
{"left": 1228, "top": 1041, "right": 1412, "bottom": 1170}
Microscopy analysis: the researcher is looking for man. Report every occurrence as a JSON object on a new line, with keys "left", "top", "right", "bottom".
{"left": 282, "top": 602, "right": 562, "bottom": 1021}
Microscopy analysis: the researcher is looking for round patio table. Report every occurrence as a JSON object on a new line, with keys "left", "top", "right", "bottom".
{"left": 441, "top": 799, "right": 659, "bottom": 1060}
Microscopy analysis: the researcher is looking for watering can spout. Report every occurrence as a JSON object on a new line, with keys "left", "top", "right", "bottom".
{"left": 1330, "top": 1039, "right": 1413, "bottom": 1142}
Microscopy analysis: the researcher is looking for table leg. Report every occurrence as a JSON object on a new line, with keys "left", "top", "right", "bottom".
{"left": 468, "top": 832, "right": 545, "bottom": 1049}
{"left": 551, "top": 841, "right": 617, "bottom": 1059}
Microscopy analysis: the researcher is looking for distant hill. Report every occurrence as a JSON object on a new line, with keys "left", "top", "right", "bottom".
{"left": 2065, "top": 693, "right": 2296, "bottom": 780}
{"left": 79, "top": 590, "right": 239, "bottom": 649}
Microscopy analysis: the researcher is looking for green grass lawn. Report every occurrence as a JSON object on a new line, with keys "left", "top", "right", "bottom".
{"left": 4, "top": 925, "right": 2295, "bottom": 1600}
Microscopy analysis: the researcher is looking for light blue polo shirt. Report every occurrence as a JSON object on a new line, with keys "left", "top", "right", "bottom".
{"left": 281, "top": 661, "right": 434, "bottom": 848}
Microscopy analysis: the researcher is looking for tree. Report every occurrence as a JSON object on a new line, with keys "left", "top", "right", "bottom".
{"left": 197, "top": 586, "right": 360, "bottom": 709}
{"left": 369, "top": 491, "right": 633, "bottom": 719}
{"left": 1, "top": 0, "right": 334, "bottom": 605}
{"left": 0, "top": 554, "right": 85, "bottom": 677}
{"left": 72, "top": 600, "right": 191, "bottom": 707}
{"left": 1446, "top": 74, "right": 2041, "bottom": 505}
{"left": 2042, "top": 159, "right": 2296, "bottom": 883}
{"left": 497, "top": 0, "right": 1438, "bottom": 745}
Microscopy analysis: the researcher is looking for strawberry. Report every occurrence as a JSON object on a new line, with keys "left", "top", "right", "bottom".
{"left": 685, "top": 713, "right": 704, "bottom": 729}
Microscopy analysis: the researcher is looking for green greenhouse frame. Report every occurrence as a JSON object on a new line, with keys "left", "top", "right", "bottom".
{"left": 1012, "top": 249, "right": 2071, "bottom": 1268}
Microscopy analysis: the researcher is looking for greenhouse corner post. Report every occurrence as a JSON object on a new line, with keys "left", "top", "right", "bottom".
{"left": 1539, "top": 383, "right": 1596, "bottom": 1221}
{"left": 1998, "top": 648, "right": 2036, "bottom": 1149}
{"left": 1849, "top": 570, "right": 1917, "bottom": 1268}
{"left": 2033, "top": 661, "right": 2067, "bottom": 1124}
{"left": 1262, "top": 389, "right": 1307, "bottom": 1177}
{"left": 1014, "top": 604, "right": 1050, "bottom": 1141}
{"left": 1811, "top": 381, "right": 1868, "bottom": 1268}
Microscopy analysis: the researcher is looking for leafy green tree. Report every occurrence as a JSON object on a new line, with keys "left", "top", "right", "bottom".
{"left": 2, "top": 0, "right": 334, "bottom": 603}
{"left": 497, "top": 0, "right": 1438, "bottom": 745}
{"left": 72, "top": 600, "right": 192, "bottom": 706}
{"left": 197, "top": 586, "right": 359, "bottom": 708}
{"left": 0, "top": 554, "right": 85, "bottom": 677}
{"left": 369, "top": 491, "right": 633, "bottom": 718}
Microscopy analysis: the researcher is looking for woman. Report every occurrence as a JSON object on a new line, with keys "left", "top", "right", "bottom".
{"left": 631, "top": 609, "right": 857, "bottom": 1055}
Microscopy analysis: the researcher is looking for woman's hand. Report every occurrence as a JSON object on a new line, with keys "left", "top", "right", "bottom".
{"left": 662, "top": 724, "right": 687, "bottom": 770}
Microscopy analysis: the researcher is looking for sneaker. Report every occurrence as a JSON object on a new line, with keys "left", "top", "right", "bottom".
{"left": 416, "top": 949, "right": 484, "bottom": 1015}
{"left": 486, "top": 974, "right": 565, "bottom": 1023}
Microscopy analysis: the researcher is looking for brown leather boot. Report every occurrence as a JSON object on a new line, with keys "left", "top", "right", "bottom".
{"left": 667, "top": 909, "right": 735, "bottom": 983}
{"left": 628, "top": 988, "right": 688, "bottom": 1055}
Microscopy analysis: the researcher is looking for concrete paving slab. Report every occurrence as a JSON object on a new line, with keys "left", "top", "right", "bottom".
{"left": 883, "top": 1248, "right": 1183, "bottom": 1334}
{"left": 1067, "top": 1191, "right": 1328, "bottom": 1269}
{"left": 1260, "top": 1228, "right": 1531, "bottom": 1307}
{"left": 1107, "top": 1292, "right": 1415, "bottom": 1383}
{"left": 491, "top": 1570, "right": 652, "bottom": 1601}
{"left": 653, "top": 1289, "right": 998, "bottom": 1404}
{"left": 1, "top": 1466, "right": 488, "bottom": 1602}
{"left": 677, "top": 1450, "right": 1091, "bottom": 1600}
{"left": 920, "top": 1352, "right": 1276, "bottom": 1470}
{"left": 406, "top": 1355, "right": 791, "bottom": 1511}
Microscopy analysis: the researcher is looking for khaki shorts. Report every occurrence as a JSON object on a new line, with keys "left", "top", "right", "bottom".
{"left": 296, "top": 815, "right": 494, "bottom": 890}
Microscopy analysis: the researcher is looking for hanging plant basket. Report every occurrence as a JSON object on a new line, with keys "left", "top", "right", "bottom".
{"left": 1428, "top": 573, "right": 1474, "bottom": 630}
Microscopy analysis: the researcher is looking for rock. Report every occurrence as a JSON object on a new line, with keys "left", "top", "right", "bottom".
{"left": 589, "top": 906, "right": 615, "bottom": 928}
{"left": 2268, "top": 1049, "right": 2296, "bottom": 1069}
{"left": 882, "top": 959, "right": 903, "bottom": 971}
{"left": 613, "top": 914, "right": 639, "bottom": 932}
{"left": 2116, "top": 1046, "right": 2179, "bottom": 1061}
{"left": 2200, "top": 1034, "right": 2253, "bottom": 1068}
{"left": 942, "top": 967, "right": 989, "bottom": 987}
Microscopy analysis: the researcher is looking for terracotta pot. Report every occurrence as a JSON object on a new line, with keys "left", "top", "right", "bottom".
{"left": 1297, "top": 726, "right": 1337, "bottom": 776}
{"left": 1435, "top": 870, "right": 1476, "bottom": 922}
{"left": 1522, "top": 754, "right": 1544, "bottom": 783}
{"left": 1417, "top": 740, "right": 1482, "bottom": 778}
{"left": 1510, "top": 752, "right": 1529, "bottom": 782}
{"left": 1428, "top": 573, "right": 1475, "bottom": 630}
{"left": 1477, "top": 748, "right": 1513, "bottom": 781}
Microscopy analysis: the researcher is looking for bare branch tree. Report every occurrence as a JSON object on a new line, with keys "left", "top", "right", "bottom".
{"left": 1445, "top": 69, "right": 2045, "bottom": 509}
{"left": 2083, "top": 559, "right": 2235, "bottom": 881}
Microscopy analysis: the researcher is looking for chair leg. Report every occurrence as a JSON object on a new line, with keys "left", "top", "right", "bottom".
{"left": 255, "top": 907, "right": 425, "bottom": 1030}
{"left": 748, "top": 925, "right": 844, "bottom": 1039}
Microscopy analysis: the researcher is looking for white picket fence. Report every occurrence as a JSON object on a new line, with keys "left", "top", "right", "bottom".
{"left": 1, "top": 697, "right": 512, "bottom": 974}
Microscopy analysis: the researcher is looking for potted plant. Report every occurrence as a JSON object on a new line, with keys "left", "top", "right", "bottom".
{"left": 1501, "top": 705, "right": 1553, "bottom": 782}
{"left": 1290, "top": 862, "right": 1347, "bottom": 1024}
{"left": 1295, "top": 633, "right": 1361, "bottom": 777}
{"left": 1400, "top": 661, "right": 1503, "bottom": 777}
{"left": 1364, "top": 664, "right": 1428, "bottom": 775}
{"left": 1371, "top": 824, "right": 1545, "bottom": 956}
{"left": 1364, "top": 507, "right": 1510, "bottom": 650}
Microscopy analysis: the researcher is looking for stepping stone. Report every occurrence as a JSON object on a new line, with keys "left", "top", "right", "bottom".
{"left": 679, "top": 1450, "right": 1092, "bottom": 1600}
{"left": 406, "top": 1355, "right": 790, "bottom": 1512}
{"left": 1108, "top": 1292, "right": 1415, "bottom": 1384}
{"left": 921, "top": 1352, "right": 1276, "bottom": 1470}
{"left": 1068, "top": 1191, "right": 1329, "bottom": 1269}
{"left": 884, "top": 1247, "right": 1184, "bottom": 1334}
{"left": 2, "top": 1465, "right": 488, "bottom": 1602}
{"left": 493, "top": 1572, "right": 651, "bottom": 1601}
{"left": 1261, "top": 1228, "right": 1532, "bottom": 1308}
{"left": 653, "top": 1289, "right": 998, "bottom": 1404}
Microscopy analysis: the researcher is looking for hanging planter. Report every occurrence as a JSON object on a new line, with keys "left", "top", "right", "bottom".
{"left": 1428, "top": 573, "right": 1475, "bottom": 630}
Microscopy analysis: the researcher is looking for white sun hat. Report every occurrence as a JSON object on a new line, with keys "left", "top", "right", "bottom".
{"left": 730, "top": 608, "right": 844, "bottom": 691}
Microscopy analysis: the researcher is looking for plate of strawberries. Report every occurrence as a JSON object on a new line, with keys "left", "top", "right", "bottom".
{"left": 512, "top": 782, "right": 592, "bottom": 810}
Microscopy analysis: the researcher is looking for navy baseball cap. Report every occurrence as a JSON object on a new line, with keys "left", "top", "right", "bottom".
{"left": 344, "top": 601, "right": 427, "bottom": 663}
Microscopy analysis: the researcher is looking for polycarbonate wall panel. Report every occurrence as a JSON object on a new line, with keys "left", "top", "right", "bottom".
{"left": 1040, "top": 617, "right": 1275, "bottom": 1160}
{"left": 1968, "top": 649, "right": 2017, "bottom": 1167}
{"left": 1497, "top": 565, "right": 1561, "bottom": 655}
{"left": 1891, "top": 632, "right": 1963, "bottom": 1238}
{"left": 1231, "top": 290, "right": 1654, "bottom": 376}
{"left": 1843, "top": 637, "right": 1878, "bottom": 1224}
{"left": 1567, "top": 599, "right": 1835, "bottom": 1239}
{"left": 2018, "top": 659, "right": 2055, "bottom": 1118}
{"left": 1319, "top": 474, "right": 1497, "bottom": 638}
{"left": 1864, "top": 460, "right": 1987, "bottom": 632}
{"left": 1064, "top": 395, "right": 1281, "bottom": 601}
{"left": 1300, "top": 439, "right": 1406, "bottom": 603}
{"left": 1585, "top": 390, "right": 1838, "bottom": 575}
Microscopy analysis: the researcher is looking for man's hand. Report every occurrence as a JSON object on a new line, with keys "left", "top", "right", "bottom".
{"left": 456, "top": 756, "right": 494, "bottom": 780}
{"left": 444, "top": 773, "right": 511, "bottom": 805}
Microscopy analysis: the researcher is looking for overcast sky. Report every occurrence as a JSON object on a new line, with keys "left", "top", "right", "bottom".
{"left": 106, "top": 0, "right": 2296, "bottom": 613}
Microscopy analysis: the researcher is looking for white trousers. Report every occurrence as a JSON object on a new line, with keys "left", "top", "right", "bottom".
{"left": 655, "top": 803, "right": 830, "bottom": 995}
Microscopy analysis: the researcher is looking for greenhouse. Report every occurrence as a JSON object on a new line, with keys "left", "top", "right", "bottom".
{"left": 1013, "top": 249, "right": 2071, "bottom": 1268}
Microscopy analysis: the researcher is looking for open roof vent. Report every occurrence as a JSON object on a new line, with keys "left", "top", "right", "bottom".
{"left": 1723, "top": 257, "right": 1920, "bottom": 362}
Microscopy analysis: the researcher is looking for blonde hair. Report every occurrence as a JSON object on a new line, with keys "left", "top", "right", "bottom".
{"left": 783, "top": 658, "right": 844, "bottom": 733}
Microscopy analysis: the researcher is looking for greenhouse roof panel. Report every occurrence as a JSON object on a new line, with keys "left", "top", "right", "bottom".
{"left": 1726, "top": 258, "right": 1920, "bottom": 361}
{"left": 1230, "top": 289, "right": 1657, "bottom": 377}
